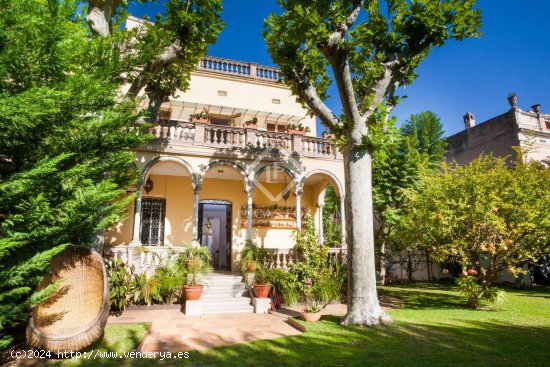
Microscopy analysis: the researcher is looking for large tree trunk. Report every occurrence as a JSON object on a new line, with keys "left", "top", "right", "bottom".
{"left": 342, "top": 142, "right": 392, "bottom": 326}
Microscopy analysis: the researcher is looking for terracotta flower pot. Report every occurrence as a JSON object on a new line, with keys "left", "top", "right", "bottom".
{"left": 288, "top": 129, "right": 305, "bottom": 135}
{"left": 192, "top": 117, "right": 209, "bottom": 124}
{"left": 322, "top": 133, "right": 335, "bottom": 139}
{"left": 245, "top": 124, "right": 258, "bottom": 129}
{"left": 301, "top": 311, "right": 322, "bottom": 322}
{"left": 467, "top": 269, "right": 478, "bottom": 276}
{"left": 253, "top": 283, "right": 271, "bottom": 298}
{"left": 247, "top": 261, "right": 257, "bottom": 272}
{"left": 184, "top": 285, "right": 204, "bottom": 301}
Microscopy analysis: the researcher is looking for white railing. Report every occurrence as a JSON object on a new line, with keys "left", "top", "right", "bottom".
{"left": 149, "top": 122, "right": 195, "bottom": 144}
{"left": 204, "top": 125, "right": 247, "bottom": 148}
{"left": 198, "top": 56, "right": 280, "bottom": 81}
{"left": 148, "top": 121, "right": 340, "bottom": 159}
{"left": 104, "top": 245, "right": 188, "bottom": 275}
{"left": 105, "top": 246, "right": 346, "bottom": 273}
{"left": 252, "top": 131, "right": 292, "bottom": 150}
{"left": 264, "top": 248, "right": 295, "bottom": 270}
{"left": 264, "top": 247, "right": 347, "bottom": 270}
{"left": 301, "top": 136, "right": 337, "bottom": 158}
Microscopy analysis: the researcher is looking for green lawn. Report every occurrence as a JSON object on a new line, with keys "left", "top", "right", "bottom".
{"left": 53, "top": 283, "right": 550, "bottom": 367}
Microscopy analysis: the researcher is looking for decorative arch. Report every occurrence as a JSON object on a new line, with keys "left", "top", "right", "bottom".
{"left": 140, "top": 156, "right": 197, "bottom": 188}
{"left": 253, "top": 163, "right": 298, "bottom": 185}
{"left": 299, "top": 169, "right": 344, "bottom": 197}
{"left": 197, "top": 160, "right": 249, "bottom": 186}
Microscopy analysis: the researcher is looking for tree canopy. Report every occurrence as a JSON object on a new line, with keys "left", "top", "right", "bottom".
{"left": 0, "top": 0, "right": 222, "bottom": 348}
{"left": 372, "top": 111, "right": 446, "bottom": 282}
{"left": 264, "top": 0, "right": 480, "bottom": 326}
{"left": 401, "top": 151, "right": 550, "bottom": 307}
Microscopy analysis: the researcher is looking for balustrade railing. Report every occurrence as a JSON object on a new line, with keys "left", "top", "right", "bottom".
{"left": 149, "top": 122, "right": 195, "bottom": 144}
{"left": 105, "top": 245, "right": 346, "bottom": 273}
{"left": 252, "top": 131, "right": 292, "bottom": 150}
{"left": 198, "top": 56, "right": 280, "bottom": 81}
{"left": 149, "top": 122, "right": 340, "bottom": 159}
{"left": 301, "top": 136, "right": 337, "bottom": 158}
{"left": 204, "top": 125, "right": 247, "bottom": 148}
{"left": 105, "top": 245, "right": 188, "bottom": 275}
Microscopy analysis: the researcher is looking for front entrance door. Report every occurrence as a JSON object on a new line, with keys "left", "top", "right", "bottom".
{"left": 198, "top": 200, "right": 232, "bottom": 271}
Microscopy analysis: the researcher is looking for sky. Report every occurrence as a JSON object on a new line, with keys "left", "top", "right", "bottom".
{"left": 129, "top": 0, "right": 550, "bottom": 137}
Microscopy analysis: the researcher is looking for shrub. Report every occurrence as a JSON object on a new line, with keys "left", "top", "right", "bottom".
{"left": 105, "top": 257, "right": 135, "bottom": 311}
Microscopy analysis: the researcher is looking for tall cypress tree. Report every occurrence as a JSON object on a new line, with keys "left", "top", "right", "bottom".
{"left": 0, "top": 0, "right": 146, "bottom": 348}
{"left": 0, "top": 0, "right": 223, "bottom": 348}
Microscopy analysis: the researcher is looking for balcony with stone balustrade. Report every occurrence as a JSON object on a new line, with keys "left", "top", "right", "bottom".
{"left": 147, "top": 121, "right": 341, "bottom": 160}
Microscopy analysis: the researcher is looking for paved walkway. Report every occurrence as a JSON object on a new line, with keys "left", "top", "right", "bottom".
{"left": 108, "top": 295, "right": 401, "bottom": 353}
{"left": 108, "top": 308, "right": 302, "bottom": 353}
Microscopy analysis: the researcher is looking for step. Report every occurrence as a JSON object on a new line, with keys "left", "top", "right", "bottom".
{"left": 201, "top": 290, "right": 248, "bottom": 299}
{"left": 201, "top": 297, "right": 252, "bottom": 305}
{"left": 202, "top": 304, "right": 255, "bottom": 314}
{"left": 203, "top": 283, "right": 246, "bottom": 293}
{"left": 202, "top": 278, "right": 245, "bottom": 286}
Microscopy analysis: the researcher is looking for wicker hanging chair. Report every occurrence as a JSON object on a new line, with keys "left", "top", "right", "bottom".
{"left": 26, "top": 247, "right": 110, "bottom": 352}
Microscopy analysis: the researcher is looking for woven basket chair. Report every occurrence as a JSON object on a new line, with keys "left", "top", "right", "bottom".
{"left": 26, "top": 247, "right": 110, "bottom": 352}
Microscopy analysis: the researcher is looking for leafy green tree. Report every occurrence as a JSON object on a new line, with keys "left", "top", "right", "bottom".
{"left": 373, "top": 111, "right": 446, "bottom": 283}
{"left": 402, "top": 152, "right": 550, "bottom": 308}
{"left": 264, "top": 1, "right": 480, "bottom": 325}
{"left": 0, "top": 0, "right": 222, "bottom": 348}
{"left": 401, "top": 111, "right": 447, "bottom": 169}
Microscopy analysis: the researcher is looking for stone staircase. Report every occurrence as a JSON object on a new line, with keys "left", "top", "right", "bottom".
{"left": 200, "top": 272, "right": 254, "bottom": 314}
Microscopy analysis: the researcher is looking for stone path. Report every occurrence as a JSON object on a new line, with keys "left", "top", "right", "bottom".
{"left": 108, "top": 307, "right": 301, "bottom": 353}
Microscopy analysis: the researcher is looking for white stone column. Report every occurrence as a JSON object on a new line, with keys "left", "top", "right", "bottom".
{"left": 340, "top": 196, "right": 346, "bottom": 245}
{"left": 318, "top": 203, "right": 325, "bottom": 244}
{"left": 130, "top": 182, "right": 143, "bottom": 246}
{"left": 246, "top": 186, "right": 255, "bottom": 241}
{"left": 295, "top": 189, "right": 303, "bottom": 230}
{"left": 192, "top": 184, "right": 201, "bottom": 241}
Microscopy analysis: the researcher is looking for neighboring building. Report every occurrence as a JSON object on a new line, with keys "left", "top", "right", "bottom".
{"left": 386, "top": 95, "right": 550, "bottom": 284}
{"left": 445, "top": 94, "right": 550, "bottom": 166}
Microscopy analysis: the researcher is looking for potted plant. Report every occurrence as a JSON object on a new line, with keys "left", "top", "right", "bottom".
{"left": 183, "top": 259, "right": 210, "bottom": 301}
{"left": 190, "top": 108, "right": 210, "bottom": 124}
{"left": 240, "top": 240, "right": 268, "bottom": 273}
{"left": 287, "top": 123, "right": 311, "bottom": 135}
{"left": 300, "top": 272, "right": 340, "bottom": 322}
{"left": 185, "top": 245, "right": 211, "bottom": 270}
{"left": 321, "top": 130, "right": 335, "bottom": 139}
{"left": 253, "top": 264, "right": 272, "bottom": 298}
{"left": 243, "top": 116, "right": 258, "bottom": 129}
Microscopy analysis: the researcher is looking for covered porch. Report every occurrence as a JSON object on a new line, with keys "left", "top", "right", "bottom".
{"left": 104, "top": 155, "right": 347, "bottom": 273}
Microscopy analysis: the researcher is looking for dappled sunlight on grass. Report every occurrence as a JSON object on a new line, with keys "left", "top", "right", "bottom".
{"left": 54, "top": 284, "right": 550, "bottom": 367}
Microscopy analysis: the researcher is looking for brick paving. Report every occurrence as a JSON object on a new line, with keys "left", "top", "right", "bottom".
{"left": 108, "top": 308, "right": 302, "bottom": 353}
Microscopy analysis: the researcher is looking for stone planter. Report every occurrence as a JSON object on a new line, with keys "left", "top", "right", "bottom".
{"left": 253, "top": 283, "right": 271, "bottom": 298}
{"left": 301, "top": 311, "right": 322, "bottom": 322}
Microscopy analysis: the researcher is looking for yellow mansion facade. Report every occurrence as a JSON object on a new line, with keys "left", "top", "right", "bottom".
{"left": 104, "top": 55, "right": 346, "bottom": 273}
